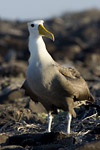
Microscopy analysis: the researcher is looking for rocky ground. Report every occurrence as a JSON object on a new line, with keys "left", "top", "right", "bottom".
{"left": 0, "top": 9, "right": 100, "bottom": 150}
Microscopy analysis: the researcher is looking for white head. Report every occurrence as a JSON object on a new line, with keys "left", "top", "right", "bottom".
{"left": 27, "top": 20, "right": 54, "bottom": 41}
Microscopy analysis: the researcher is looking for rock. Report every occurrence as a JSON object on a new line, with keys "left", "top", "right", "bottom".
{"left": 84, "top": 53, "right": 100, "bottom": 67}
{"left": 0, "top": 104, "right": 45, "bottom": 130}
{"left": 75, "top": 140, "right": 100, "bottom": 150}
{"left": 0, "top": 78, "right": 25, "bottom": 104}
{"left": 0, "top": 61, "right": 27, "bottom": 77}
{"left": 1, "top": 145, "right": 25, "bottom": 150}
{"left": 91, "top": 66, "right": 100, "bottom": 77}
{"left": 0, "top": 135, "right": 8, "bottom": 145}
{"left": 5, "top": 132, "right": 74, "bottom": 149}
{"left": 25, "top": 99, "right": 47, "bottom": 113}
{"left": 90, "top": 124, "right": 100, "bottom": 135}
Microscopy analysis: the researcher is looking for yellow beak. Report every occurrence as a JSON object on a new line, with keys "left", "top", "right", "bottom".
{"left": 38, "top": 24, "right": 55, "bottom": 41}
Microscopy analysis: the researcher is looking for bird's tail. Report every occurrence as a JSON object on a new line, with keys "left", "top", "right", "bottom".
{"left": 88, "top": 94, "right": 95, "bottom": 103}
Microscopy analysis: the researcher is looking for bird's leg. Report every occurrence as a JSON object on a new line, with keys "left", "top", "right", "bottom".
{"left": 66, "top": 112, "right": 72, "bottom": 134}
{"left": 47, "top": 112, "right": 53, "bottom": 132}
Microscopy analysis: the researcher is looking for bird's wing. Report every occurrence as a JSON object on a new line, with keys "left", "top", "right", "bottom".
{"left": 21, "top": 80, "right": 39, "bottom": 103}
{"left": 55, "top": 63, "right": 94, "bottom": 102}
{"left": 59, "top": 65, "right": 81, "bottom": 79}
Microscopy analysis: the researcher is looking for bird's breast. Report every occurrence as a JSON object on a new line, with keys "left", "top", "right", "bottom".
{"left": 26, "top": 61, "right": 57, "bottom": 96}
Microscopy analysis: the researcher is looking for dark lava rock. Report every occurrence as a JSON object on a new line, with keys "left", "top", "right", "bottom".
{"left": 0, "top": 61, "right": 27, "bottom": 77}
{"left": 25, "top": 99, "right": 47, "bottom": 113}
{"left": 0, "top": 104, "right": 45, "bottom": 130}
{"left": 90, "top": 124, "right": 100, "bottom": 135}
{"left": 5, "top": 132, "right": 74, "bottom": 149}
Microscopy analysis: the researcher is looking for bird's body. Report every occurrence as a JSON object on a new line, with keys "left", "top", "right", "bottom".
{"left": 22, "top": 20, "right": 94, "bottom": 133}
{"left": 27, "top": 36, "right": 56, "bottom": 101}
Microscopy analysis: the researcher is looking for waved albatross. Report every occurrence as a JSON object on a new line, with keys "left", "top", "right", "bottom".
{"left": 22, "top": 20, "right": 94, "bottom": 134}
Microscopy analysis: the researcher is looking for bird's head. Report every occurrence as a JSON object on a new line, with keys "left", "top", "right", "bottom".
{"left": 27, "top": 20, "right": 54, "bottom": 41}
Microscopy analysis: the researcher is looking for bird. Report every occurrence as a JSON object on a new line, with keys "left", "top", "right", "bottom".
{"left": 22, "top": 20, "right": 94, "bottom": 134}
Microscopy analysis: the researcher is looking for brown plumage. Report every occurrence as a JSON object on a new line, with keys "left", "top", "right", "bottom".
{"left": 22, "top": 63, "right": 94, "bottom": 117}
{"left": 21, "top": 20, "right": 94, "bottom": 133}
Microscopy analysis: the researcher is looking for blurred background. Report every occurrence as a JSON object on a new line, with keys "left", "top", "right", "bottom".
{"left": 0, "top": 0, "right": 100, "bottom": 79}
{"left": 0, "top": 1, "right": 100, "bottom": 148}
{"left": 1, "top": 0, "right": 100, "bottom": 20}
{"left": 0, "top": 0, "right": 100, "bottom": 112}
{"left": 0, "top": 0, "right": 100, "bottom": 105}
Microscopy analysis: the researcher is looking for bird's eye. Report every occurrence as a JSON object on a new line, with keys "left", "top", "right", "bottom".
{"left": 31, "top": 24, "right": 34, "bottom": 27}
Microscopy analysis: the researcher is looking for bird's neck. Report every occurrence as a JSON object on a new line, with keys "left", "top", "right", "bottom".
{"left": 28, "top": 35, "right": 54, "bottom": 65}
